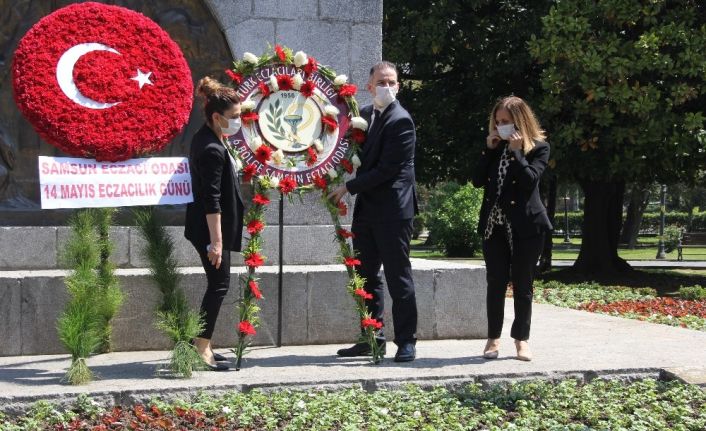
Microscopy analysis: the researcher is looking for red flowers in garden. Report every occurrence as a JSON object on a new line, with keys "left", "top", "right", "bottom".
{"left": 248, "top": 280, "right": 263, "bottom": 299}
{"left": 244, "top": 252, "right": 265, "bottom": 268}
{"left": 252, "top": 194, "right": 270, "bottom": 206}
{"left": 279, "top": 176, "right": 297, "bottom": 194}
{"left": 344, "top": 257, "right": 361, "bottom": 267}
{"left": 246, "top": 219, "right": 265, "bottom": 235}
{"left": 300, "top": 81, "right": 315, "bottom": 98}
{"left": 254, "top": 144, "right": 273, "bottom": 163}
{"left": 579, "top": 298, "right": 706, "bottom": 319}
{"left": 361, "top": 318, "right": 383, "bottom": 330}
{"left": 239, "top": 321, "right": 257, "bottom": 336}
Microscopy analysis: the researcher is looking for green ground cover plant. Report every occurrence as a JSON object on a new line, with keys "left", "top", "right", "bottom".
{"left": 1, "top": 379, "right": 704, "bottom": 430}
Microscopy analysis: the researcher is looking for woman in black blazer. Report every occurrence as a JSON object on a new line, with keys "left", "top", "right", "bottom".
{"left": 184, "top": 77, "right": 244, "bottom": 370}
{"left": 472, "top": 96, "right": 552, "bottom": 361}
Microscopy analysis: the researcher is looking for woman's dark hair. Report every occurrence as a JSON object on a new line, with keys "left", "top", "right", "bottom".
{"left": 196, "top": 77, "right": 240, "bottom": 125}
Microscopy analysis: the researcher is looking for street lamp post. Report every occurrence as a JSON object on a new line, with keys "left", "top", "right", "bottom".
{"left": 656, "top": 184, "right": 667, "bottom": 259}
{"left": 563, "top": 196, "right": 571, "bottom": 243}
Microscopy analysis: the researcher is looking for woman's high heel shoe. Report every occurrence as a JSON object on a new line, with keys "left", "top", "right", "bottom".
{"left": 515, "top": 340, "right": 532, "bottom": 361}
{"left": 483, "top": 338, "right": 500, "bottom": 359}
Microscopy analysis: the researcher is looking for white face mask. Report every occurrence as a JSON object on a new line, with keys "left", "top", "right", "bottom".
{"left": 496, "top": 123, "right": 516, "bottom": 140}
{"left": 220, "top": 116, "right": 242, "bottom": 136}
{"left": 374, "top": 86, "right": 398, "bottom": 108}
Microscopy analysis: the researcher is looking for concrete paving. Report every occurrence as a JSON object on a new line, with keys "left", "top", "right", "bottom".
{"left": 1, "top": 302, "right": 705, "bottom": 414}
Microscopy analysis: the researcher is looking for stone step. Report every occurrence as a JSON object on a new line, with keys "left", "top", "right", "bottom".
{"left": 0, "top": 225, "right": 348, "bottom": 270}
{"left": 0, "top": 259, "right": 487, "bottom": 356}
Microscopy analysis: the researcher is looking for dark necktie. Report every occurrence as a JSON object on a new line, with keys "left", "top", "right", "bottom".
{"left": 370, "top": 109, "right": 381, "bottom": 130}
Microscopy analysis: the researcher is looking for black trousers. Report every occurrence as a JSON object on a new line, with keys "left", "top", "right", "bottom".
{"left": 352, "top": 218, "right": 417, "bottom": 345}
{"left": 195, "top": 245, "right": 231, "bottom": 339}
{"left": 482, "top": 227, "right": 544, "bottom": 341}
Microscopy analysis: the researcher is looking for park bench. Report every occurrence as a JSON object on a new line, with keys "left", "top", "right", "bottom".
{"left": 676, "top": 231, "right": 706, "bottom": 261}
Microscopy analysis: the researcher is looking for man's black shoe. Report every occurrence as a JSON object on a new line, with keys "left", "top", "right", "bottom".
{"left": 394, "top": 342, "right": 416, "bottom": 362}
{"left": 337, "top": 340, "right": 386, "bottom": 357}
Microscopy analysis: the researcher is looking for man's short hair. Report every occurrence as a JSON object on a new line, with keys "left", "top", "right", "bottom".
{"left": 369, "top": 61, "right": 398, "bottom": 76}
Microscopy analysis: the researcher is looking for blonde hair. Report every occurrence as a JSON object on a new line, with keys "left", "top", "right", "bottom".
{"left": 196, "top": 77, "right": 240, "bottom": 125}
{"left": 488, "top": 96, "right": 546, "bottom": 154}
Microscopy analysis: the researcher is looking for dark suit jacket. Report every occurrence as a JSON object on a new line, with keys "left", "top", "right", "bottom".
{"left": 346, "top": 101, "right": 418, "bottom": 222}
{"left": 184, "top": 124, "right": 244, "bottom": 251}
{"left": 472, "top": 140, "right": 552, "bottom": 239}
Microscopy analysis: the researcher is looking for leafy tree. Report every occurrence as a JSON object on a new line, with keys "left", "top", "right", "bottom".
{"left": 529, "top": 0, "right": 706, "bottom": 274}
{"left": 383, "top": 0, "right": 553, "bottom": 185}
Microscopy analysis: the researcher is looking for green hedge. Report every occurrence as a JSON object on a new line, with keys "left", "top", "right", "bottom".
{"left": 554, "top": 211, "right": 706, "bottom": 234}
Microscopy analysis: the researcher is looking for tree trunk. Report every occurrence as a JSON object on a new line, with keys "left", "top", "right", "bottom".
{"left": 537, "top": 173, "right": 557, "bottom": 273}
{"left": 573, "top": 180, "right": 632, "bottom": 274}
{"left": 619, "top": 184, "right": 651, "bottom": 249}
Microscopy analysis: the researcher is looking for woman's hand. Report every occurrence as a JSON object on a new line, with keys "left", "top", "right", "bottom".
{"left": 486, "top": 130, "right": 501, "bottom": 149}
{"left": 207, "top": 241, "right": 223, "bottom": 269}
{"left": 508, "top": 131, "right": 523, "bottom": 151}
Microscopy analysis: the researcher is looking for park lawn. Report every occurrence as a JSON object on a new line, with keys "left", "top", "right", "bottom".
{"left": 2, "top": 379, "right": 704, "bottom": 430}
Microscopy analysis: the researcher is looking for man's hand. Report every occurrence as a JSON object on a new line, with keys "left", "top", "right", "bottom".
{"left": 508, "top": 132, "right": 523, "bottom": 151}
{"left": 327, "top": 184, "right": 348, "bottom": 204}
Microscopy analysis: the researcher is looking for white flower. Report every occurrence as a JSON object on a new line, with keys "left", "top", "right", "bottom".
{"left": 296, "top": 399, "right": 306, "bottom": 409}
{"left": 292, "top": 73, "right": 305, "bottom": 90}
{"left": 324, "top": 105, "right": 340, "bottom": 117}
{"left": 351, "top": 116, "right": 368, "bottom": 131}
{"left": 241, "top": 99, "right": 256, "bottom": 112}
{"left": 269, "top": 175, "right": 280, "bottom": 188}
{"left": 351, "top": 154, "right": 361, "bottom": 168}
{"left": 243, "top": 52, "right": 258, "bottom": 65}
{"left": 249, "top": 136, "right": 263, "bottom": 152}
{"left": 413, "top": 410, "right": 421, "bottom": 418}
{"left": 222, "top": 406, "right": 232, "bottom": 414}
{"left": 334, "top": 74, "right": 348, "bottom": 86}
{"left": 234, "top": 157, "right": 243, "bottom": 172}
{"left": 269, "top": 74, "right": 279, "bottom": 92}
{"left": 313, "top": 139, "right": 324, "bottom": 153}
{"left": 272, "top": 149, "right": 284, "bottom": 165}
{"left": 327, "top": 168, "right": 338, "bottom": 180}
{"left": 379, "top": 408, "right": 389, "bottom": 415}
{"left": 293, "top": 51, "right": 308, "bottom": 67}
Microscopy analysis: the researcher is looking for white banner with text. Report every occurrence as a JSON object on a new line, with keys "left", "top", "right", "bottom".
{"left": 38, "top": 156, "right": 193, "bottom": 209}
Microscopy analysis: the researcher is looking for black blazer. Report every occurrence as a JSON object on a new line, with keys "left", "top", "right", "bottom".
{"left": 346, "top": 101, "right": 418, "bottom": 222}
{"left": 472, "top": 140, "right": 552, "bottom": 239}
{"left": 184, "top": 124, "right": 244, "bottom": 252}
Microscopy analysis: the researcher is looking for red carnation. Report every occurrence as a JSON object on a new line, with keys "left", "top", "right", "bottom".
{"left": 243, "top": 163, "right": 258, "bottom": 182}
{"left": 276, "top": 74, "right": 293, "bottom": 91}
{"left": 258, "top": 82, "right": 271, "bottom": 98}
{"left": 354, "top": 289, "right": 373, "bottom": 300}
{"left": 225, "top": 69, "right": 243, "bottom": 85}
{"left": 338, "top": 200, "right": 348, "bottom": 216}
{"left": 275, "top": 44, "right": 286, "bottom": 62}
{"left": 341, "top": 159, "right": 354, "bottom": 174}
{"left": 238, "top": 321, "right": 257, "bottom": 336}
{"left": 255, "top": 145, "right": 273, "bottom": 163}
{"left": 351, "top": 128, "right": 366, "bottom": 145}
{"left": 247, "top": 219, "right": 265, "bottom": 235}
{"left": 321, "top": 116, "right": 338, "bottom": 133}
{"left": 361, "top": 318, "right": 383, "bottom": 330}
{"left": 344, "top": 256, "right": 361, "bottom": 267}
{"left": 253, "top": 194, "right": 270, "bottom": 206}
{"left": 248, "top": 280, "right": 263, "bottom": 299}
{"left": 244, "top": 252, "right": 265, "bottom": 268}
{"left": 303, "top": 56, "right": 318, "bottom": 75}
{"left": 313, "top": 175, "right": 328, "bottom": 190}
{"left": 279, "top": 176, "right": 297, "bottom": 195}
{"left": 306, "top": 147, "right": 318, "bottom": 167}
{"left": 300, "top": 81, "right": 316, "bottom": 98}
{"left": 337, "top": 228, "right": 355, "bottom": 239}
{"left": 241, "top": 111, "right": 259, "bottom": 125}
{"left": 338, "top": 84, "right": 357, "bottom": 97}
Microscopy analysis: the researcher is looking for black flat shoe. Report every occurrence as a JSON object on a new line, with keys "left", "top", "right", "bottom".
{"left": 394, "top": 342, "right": 416, "bottom": 362}
{"left": 212, "top": 351, "right": 228, "bottom": 362}
{"left": 336, "top": 340, "right": 386, "bottom": 357}
{"left": 204, "top": 361, "right": 229, "bottom": 371}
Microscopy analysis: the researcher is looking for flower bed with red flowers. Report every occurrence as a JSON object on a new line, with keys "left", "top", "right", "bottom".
{"left": 535, "top": 280, "right": 706, "bottom": 331}
{"left": 12, "top": 2, "right": 192, "bottom": 161}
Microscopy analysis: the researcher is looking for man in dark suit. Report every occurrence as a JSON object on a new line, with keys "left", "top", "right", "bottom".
{"left": 328, "top": 61, "right": 418, "bottom": 362}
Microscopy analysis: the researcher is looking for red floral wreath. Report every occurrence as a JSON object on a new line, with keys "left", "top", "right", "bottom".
{"left": 12, "top": 2, "right": 193, "bottom": 162}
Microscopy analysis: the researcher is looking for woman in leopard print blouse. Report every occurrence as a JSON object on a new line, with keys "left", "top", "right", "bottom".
{"left": 472, "top": 96, "right": 552, "bottom": 361}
